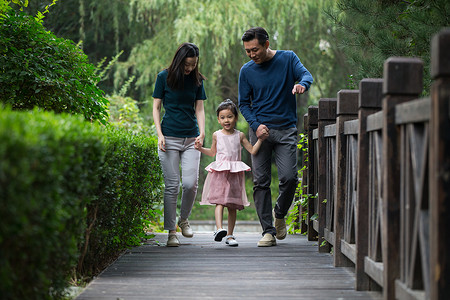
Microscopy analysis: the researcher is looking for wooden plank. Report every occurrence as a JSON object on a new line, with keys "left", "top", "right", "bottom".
{"left": 365, "top": 256, "right": 384, "bottom": 287}
{"left": 397, "top": 120, "right": 430, "bottom": 297}
{"left": 76, "top": 233, "right": 383, "bottom": 300}
{"left": 343, "top": 134, "right": 357, "bottom": 245}
{"left": 382, "top": 57, "right": 423, "bottom": 300}
{"left": 324, "top": 124, "right": 336, "bottom": 137}
{"left": 324, "top": 136, "right": 336, "bottom": 251}
{"left": 313, "top": 219, "right": 319, "bottom": 232}
{"left": 334, "top": 90, "right": 359, "bottom": 268}
{"left": 307, "top": 106, "right": 319, "bottom": 241}
{"left": 300, "top": 114, "right": 309, "bottom": 233}
{"left": 324, "top": 228, "right": 335, "bottom": 246}
{"left": 356, "top": 78, "right": 383, "bottom": 291}
{"left": 395, "top": 280, "right": 426, "bottom": 300}
{"left": 344, "top": 119, "right": 359, "bottom": 135}
{"left": 395, "top": 97, "right": 430, "bottom": 125}
{"left": 318, "top": 98, "right": 337, "bottom": 254}
{"left": 367, "top": 111, "right": 383, "bottom": 132}
{"left": 430, "top": 28, "right": 450, "bottom": 300}
{"left": 341, "top": 239, "right": 356, "bottom": 264}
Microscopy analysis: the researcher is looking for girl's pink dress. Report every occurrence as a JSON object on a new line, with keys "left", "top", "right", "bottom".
{"left": 200, "top": 130, "right": 251, "bottom": 210}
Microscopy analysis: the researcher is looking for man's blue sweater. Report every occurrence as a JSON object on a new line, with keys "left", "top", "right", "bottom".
{"left": 238, "top": 50, "right": 313, "bottom": 132}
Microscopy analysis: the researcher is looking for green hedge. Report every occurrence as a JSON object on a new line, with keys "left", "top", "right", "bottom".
{"left": 0, "top": 107, "right": 163, "bottom": 299}
{"left": 79, "top": 126, "right": 163, "bottom": 276}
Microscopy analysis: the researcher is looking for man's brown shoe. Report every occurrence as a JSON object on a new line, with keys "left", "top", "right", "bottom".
{"left": 257, "top": 233, "right": 276, "bottom": 247}
{"left": 274, "top": 216, "right": 287, "bottom": 240}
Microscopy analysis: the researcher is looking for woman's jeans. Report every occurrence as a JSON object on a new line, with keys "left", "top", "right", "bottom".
{"left": 158, "top": 136, "right": 200, "bottom": 231}
{"left": 249, "top": 127, "right": 298, "bottom": 236}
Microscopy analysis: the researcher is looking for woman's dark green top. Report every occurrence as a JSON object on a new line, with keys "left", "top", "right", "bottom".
{"left": 152, "top": 69, "right": 207, "bottom": 138}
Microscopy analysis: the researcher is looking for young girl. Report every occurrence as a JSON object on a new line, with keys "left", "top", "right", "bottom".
{"left": 152, "top": 43, "right": 206, "bottom": 247}
{"left": 195, "top": 99, "right": 263, "bottom": 247}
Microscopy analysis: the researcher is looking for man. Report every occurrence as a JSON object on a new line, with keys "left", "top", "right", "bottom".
{"left": 238, "top": 27, "right": 313, "bottom": 247}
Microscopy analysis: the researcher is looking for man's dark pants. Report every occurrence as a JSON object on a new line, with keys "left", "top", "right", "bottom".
{"left": 249, "top": 127, "right": 298, "bottom": 236}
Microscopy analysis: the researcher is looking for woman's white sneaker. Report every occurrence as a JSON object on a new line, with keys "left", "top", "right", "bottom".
{"left": 166, "top": 233, "right": 180, "bottom": 247}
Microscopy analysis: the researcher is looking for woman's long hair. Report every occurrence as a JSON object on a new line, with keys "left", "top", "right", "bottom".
{"left": 166, "top": 43, "right": 205, "bottom": 90}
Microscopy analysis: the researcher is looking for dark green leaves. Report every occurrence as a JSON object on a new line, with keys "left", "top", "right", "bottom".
{"left": 0, "top": 9, "right": 109, "bottom": 124}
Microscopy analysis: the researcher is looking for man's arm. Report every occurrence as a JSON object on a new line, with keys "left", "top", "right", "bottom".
{"left": 238, "top": 68, "right": 260, "bottom": 132}
{"left": 292, "top": 52, "right": 313, "bottom": 92}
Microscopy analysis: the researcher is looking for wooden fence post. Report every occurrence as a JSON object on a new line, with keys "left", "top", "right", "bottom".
{"left": 306, "top": 106, "right": 318, "bottom": 241}
{"left": 356, "top": 78, "right": 383, "bottom": 290}
{"left": 382, "top": 57, "right": 423, "bottom": 300}
{"left": 430, "top": 28, "right": 450, "bottom": 300}
{"left": 318, "top": 98, "right": 337, "bottom": 253}
{"left": 334, "top": 90, "right": 359, "bottom": 267}
{"left": 298, "top": 113, "right": 309, "bottom": 234}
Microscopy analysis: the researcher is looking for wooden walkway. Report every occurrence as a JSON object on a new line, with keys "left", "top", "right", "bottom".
{"left": 76, "top": 232, "right": 382, "bottom": 299}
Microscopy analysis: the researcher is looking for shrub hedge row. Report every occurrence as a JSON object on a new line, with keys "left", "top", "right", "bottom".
{"left": 0, "top": 107, "right": 163, "bottom": 299}
{"left": 79, "top": 126, "right": 164, "bottom": 277}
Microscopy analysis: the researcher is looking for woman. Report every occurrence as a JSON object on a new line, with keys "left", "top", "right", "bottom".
{"left": 152, "top": 43, "right": 206, "bottom": 247}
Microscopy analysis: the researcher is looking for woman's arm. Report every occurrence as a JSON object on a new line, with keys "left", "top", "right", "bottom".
{"left": 195, "top": 100, "right": 205, "bottom": 148}
{"left": 241, "top": 132, "right": 263, "bottom": 155}
{"left": 196, "top": 132, "right": 217, "bottom": 157}
{"left": 152, "top": 98, "right": 165, "bottom": 151}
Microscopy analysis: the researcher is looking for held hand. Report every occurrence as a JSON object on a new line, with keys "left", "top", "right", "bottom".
{"left": 195, "top": 135, "right": 204, "bottom": 149}
{"left": 292, "top": 84, "right": 306, "bottom": 95}
{"left": 256, "top": 124, "right": 269, "bottom": 140}
{"left": 158, "top": 135, "right": 166, "bottom": 152}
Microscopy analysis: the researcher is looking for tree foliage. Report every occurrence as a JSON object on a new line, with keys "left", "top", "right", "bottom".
{"left": 19, "top": 0, "right": 346, "bottom": 125}
{"left": 327, "top": 0, "right": 450, "bottom": 93}
{"left": 114, "top": 0, "right": 346, "bottom": 134}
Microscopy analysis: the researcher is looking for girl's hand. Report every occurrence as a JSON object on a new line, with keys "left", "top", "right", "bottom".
{"left": 195, "top": 135, "right": 204, "bottom": 149}
{"left": 158, "top": 135, "right": 166, "bottom": 152}
{"left": 256, "top": 124, "right": 269, "bottom": 140}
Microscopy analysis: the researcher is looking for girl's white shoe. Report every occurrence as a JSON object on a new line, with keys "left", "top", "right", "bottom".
{"left": 214, "top": 229, "right": 227, "bottom": 242}
{"left": 225, "top": 235, "right": 238, "bottom": 247}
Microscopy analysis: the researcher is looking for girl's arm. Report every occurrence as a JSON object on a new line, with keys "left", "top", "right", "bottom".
{"left": 152, "top": 98, "right": 165, "bottom": 151}
{"left": 195, "top": 100, "right": 205, "bottom": 148}
{"left": 241, "top": 132, "right": 263, "bottom": 155}
{"left": 196, "top": 132, "right": 217, "bottom": 157}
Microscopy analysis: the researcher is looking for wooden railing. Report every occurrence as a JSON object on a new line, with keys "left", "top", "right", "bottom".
{"left": 301, "top": 28, "right": 450, "bottom": 300}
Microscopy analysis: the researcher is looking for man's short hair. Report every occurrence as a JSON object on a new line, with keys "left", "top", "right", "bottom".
{"left": 241, "top": 27, "right": 269, "bottom": 46}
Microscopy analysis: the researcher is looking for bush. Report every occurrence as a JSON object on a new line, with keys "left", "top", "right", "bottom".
{"left": 0, "top": 107, "right": 105, "bottom": 299}
{"left": 78, "top": 127, "right": 163, "bottom": 276}
{"left": 0, "top": 107, "right": 163, "bottom": 298}
{"left": 0, "top": 7, "right": 109, "bottom": 123}
{"left": 107, "top": 94, "right": 152, "bottom": 135}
